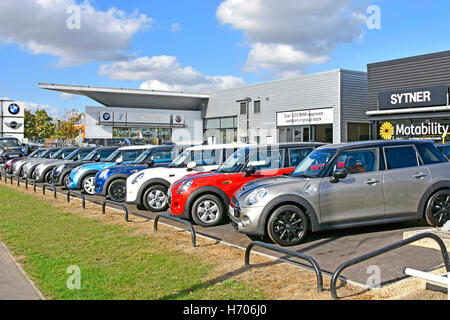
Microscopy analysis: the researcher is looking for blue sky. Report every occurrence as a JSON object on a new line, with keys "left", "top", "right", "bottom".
{"left": 0, "top": 0, "right": 449, "bottom": 119}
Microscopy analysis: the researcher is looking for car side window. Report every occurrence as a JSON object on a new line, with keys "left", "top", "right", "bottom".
{"left": 333, "top": 149, "right": 378, "bottom": 174}
{"left": 79, "top": 150, "right": 93, "bottom": 160}
{"left": 289, "top": 148, "right": 314, "bottom": 167}
{"left": 384, "top": 146, "right": 419, "bottom": 170}
{"left": 121, "top": 150, "right": 143, "bottom": 162}
{"left": 99, "top": 150, "right": 114, "bottom": 160}
{"left": 416, "top": 144, "right": 447, "bottom": 165}
{"left": 151, "top": 150, "right": 173, "bottom": 163}
{"left": 248, "top": 149, "right": 284, "bottom": 171}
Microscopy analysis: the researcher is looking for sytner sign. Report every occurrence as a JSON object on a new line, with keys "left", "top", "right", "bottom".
{"left": 378, "top": 85, "right": 449, "bottom": 110}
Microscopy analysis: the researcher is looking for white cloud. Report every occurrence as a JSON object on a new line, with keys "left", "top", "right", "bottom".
{"left": 171, "top": 23, "right": 181, "bottom": 32}
{"left": 99, "top": 55, "right": 246, "bottom": 93}
{"left": 59, "top": 93, "right": 76, "bottom": 100}
{"left": 217, "top": 0, "right": 367, "bottom": 76}
{"left": 0, "top": 0, "right": 152, "bottom": 67}
{"left": 18, "top": 101, "right": 62, "bottom": 119}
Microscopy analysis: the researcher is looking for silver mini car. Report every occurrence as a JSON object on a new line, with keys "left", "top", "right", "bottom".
{"left": 229, "top": 140, "right": 450, "bottom": 246}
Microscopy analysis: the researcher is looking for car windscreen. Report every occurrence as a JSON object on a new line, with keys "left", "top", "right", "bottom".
{"left": 104, "top": 149, "right": 121, "bottom": 162}
{"left": 64, "top": 149, "right": 81, "bottom": 161}
{"left": 217, "top": 148, "right": 249, "bottom": 173}
{"left": 133, "top": 148, "right": 153, "bottom": 164}
{"left": 28, "top": 149, "right": 40, "bottom": 157}
{"left": 169, "top": 149, "right": 223, "bottom": 168}
{"left": 291, "top": 148, "right": 337, "bottom": 178}
{"left": 0, "top": 138, "right": 21, "bottom": 148}
{"left": 169, "top": 149, "right": 191, "bottom": 168}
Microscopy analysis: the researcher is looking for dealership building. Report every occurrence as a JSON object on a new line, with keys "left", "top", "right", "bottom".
{"left": 38, "top": 50, "right": 450, "bottom": 145}
{"left": 367, "top": 50, "right": 450, "bottom": 143}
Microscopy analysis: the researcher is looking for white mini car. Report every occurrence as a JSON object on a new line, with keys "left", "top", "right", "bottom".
{"left": 126, "top": 144, "right": 250, "bottom": 212}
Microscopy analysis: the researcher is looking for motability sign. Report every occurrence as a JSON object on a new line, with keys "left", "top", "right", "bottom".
{"left": 380, "top": 121, "right": 450, "bottom": 140}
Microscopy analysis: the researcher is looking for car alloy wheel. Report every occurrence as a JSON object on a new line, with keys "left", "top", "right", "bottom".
{"left": 143, "top": 185, "right": 168, "bottom": 212}
{"left": 31, "top": 170, "right": 37, "bottom": 180}
{"left": 108, "top": 179, "right": 126, "bottom": 202}
{"left": 192, "top": 194, "right": 224, "bottom": 227}
{"left": 82, "top": 175, "right": 96, "bottom": 195}
{"left": 267, "top": 205, "right": 308, "bottom": 246}
{"left": 426, "top": 190, "right": 450, "bottom": 227}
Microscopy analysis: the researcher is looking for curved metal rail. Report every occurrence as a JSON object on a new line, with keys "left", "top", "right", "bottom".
{"left": 102, "top": 200, "right": 129, "bottom": 222}
{"left": 245, "top": 241, "right": 323, "bottom": 293}
{"left": 67, "top": 190, "right": 86, "bottom": 209}
{"left": 330, "top": 232, "right": 450, "bottom": 300}
{"left": 42, "top": 183, "right": 57, "bottom": 199}
{"left": 154, "top": 214, "right": 197, "bottom": 248}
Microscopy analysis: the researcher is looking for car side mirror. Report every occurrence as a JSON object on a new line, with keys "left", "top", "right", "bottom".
{"left": 187, "top": 161, "right": 197, "bottom": 171}
{"left": 147, "top": 160, "right": 155, "bottom": 168}
{"left": 244, "top": 166, "right": 256, "bottom": 178}
{"left": 95, "top": 157, "right": 101, "bottom": 162}
{"left": 331, "top": 169, "right": 348, "bottom": 184}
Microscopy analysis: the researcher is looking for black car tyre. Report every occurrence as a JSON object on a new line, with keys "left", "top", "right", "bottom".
{"left": 267, "top": 205, "right": 308, "bottom": 246}
{"left": 108, "top": 179, "right": 127, "bottom": 202}
{"left": 191, "top": 194, "right": 225, "bottom": 227}
{"left": 44, "top": 170, "right": 53, "bottom": 184}
{"left": 82, "top": 174, "right": 96, "bottom": 195}
{"left": 425, "top": 189, "right": 450, "bottom": 227}
{"left": 62, "top": 173, "right": 71, "bottom": 189}
{"left": 143, "top": 185, "right": 168, "bottom": 212}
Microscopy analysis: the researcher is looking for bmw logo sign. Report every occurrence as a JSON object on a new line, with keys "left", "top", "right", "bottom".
{"left": 8, "top": 103, "right": 20, "bottom": 115}
{"left": 103, "top": 113, "right": 111, "bottom": 121}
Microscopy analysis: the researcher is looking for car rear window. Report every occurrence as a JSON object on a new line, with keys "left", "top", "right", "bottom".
{"left": 416, "top": 143, "right": 447, "bottom": 165}
{"left": 289, "top": 148, "right": 314, "bottom": 167}
{"left": 384, "top": 146, "right": 419, "bottom": 170}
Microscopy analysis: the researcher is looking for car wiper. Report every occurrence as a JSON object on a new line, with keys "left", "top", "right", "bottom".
{"left": 294, "top": 174, "right": 315, "bottom": 178}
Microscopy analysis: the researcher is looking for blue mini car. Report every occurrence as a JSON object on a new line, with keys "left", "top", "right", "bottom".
{"left": 95, "top": 145, "right": 190, "bottom": 202}
{"left": 68, "top": 145, "right": 153, "bottom": 195}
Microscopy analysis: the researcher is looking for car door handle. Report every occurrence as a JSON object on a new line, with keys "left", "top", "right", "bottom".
{"left": 412, "top": 173, "right": 427, "bottom": 179}
{"left": 364, "top": 179, "right": 380, "bottom": 185}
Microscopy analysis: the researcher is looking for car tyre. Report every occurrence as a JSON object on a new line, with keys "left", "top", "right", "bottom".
{"left": 62, "top": 173, "right": 71, "bottom": 189}
{"left": 143, "top": 185, "right": 169, "bottom": 212}
{"left": 267, "top": 205, "right": 308, "bottom": 246}
{"left": 425, "top": 189, "right": 450, "bottom": 228}
{"left": 191, "top": 194, "right": 225, "bottom": 227}
{"left": 108, "top": 179, "right": 127, "bottom": 202}
{"left": 82, "top": 174, "right": 96, "bottom": 195}
{"left": 44, "top": 170, "right": 53, "bottom": 184}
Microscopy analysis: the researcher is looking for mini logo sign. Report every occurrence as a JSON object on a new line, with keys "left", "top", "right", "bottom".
{"left": 5, "top": 121, "right": 23, "bottom": 130}
{"left": 103, "top": 113, "right": 111, "bottom": 121}
{"left": 172, "top": 114, "right": 185, "bottom": 125}
{"left": 8, "top": 103, "right": 20, "bottom": 115}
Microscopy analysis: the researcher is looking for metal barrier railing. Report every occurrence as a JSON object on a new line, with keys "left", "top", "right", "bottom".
{"left": 330, "top": 232, "right": 450, "bottom": 300}
{"left": 67, "top": 190, "right": 86, "bottom": 209}
{"left": 102, "top": 200, "right": 129, "bottom": 222}
{"left": 25, "top": 178, "right": 36, "bottom": 191}
{"left": 245, "top": 241, "right": 323, "bottom": 293}
{"left": 42, "top": 183, "right": 57, "bottom": 199}
{"left": 153, "top": 214, "right": 197, "bottom": 248}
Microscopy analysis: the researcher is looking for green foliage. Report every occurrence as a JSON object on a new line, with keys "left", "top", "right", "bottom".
{"left": 55, "top": 109, "right": 85, "bottom": 140}
{"left": 24, "top": 109, "right": 56, "bottom": 139}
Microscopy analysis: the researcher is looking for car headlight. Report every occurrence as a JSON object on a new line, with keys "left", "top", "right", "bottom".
{"left": 247, "top": 188, "right": 268, "bottom": 206}
{"left": 98, "top": 170, "right": 109, "bottom": 179}
{"left": 177, "top": 180, "right": 193, "bottom": 194}
{"left": 131, "top": 173, "right": 145, "bottom": 185}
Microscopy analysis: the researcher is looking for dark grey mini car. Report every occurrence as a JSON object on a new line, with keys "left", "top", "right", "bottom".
{"left": 230, "top": 140, "right": 450, "bottom": 246}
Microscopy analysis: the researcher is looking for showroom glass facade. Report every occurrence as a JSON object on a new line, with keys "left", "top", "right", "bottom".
{"left": 204, "top": 116, "right": 238, "bottom": 144}
{"left": 113, "top": 127, "right": 172, "bottom": 144}
{"left": 278, "top": 124, "right": 333, "bottom": 143}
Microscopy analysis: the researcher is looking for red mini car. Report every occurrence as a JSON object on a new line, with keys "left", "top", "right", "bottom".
{"left": 168, "top": 142, "right": 324, "bottom": 227}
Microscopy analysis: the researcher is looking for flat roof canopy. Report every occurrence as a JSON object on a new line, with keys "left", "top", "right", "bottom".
{"left": 39, "top": 83, "right": 210, "bottom": 111}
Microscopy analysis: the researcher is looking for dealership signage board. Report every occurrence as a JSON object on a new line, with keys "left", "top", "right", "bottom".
{"left": 277, "top": 108, "right": 333, "bottom": 127}
{"left": 379, "top": 120, "right": 450, "bottom": 141}
{"left": 1, "top": 100, "right": 24, "bottom": 139}
{"left": 378, "top": 86, "right": 448, "bottom": 110}
{"left": 100, "top": 110, "right": 181, "bottom": 125}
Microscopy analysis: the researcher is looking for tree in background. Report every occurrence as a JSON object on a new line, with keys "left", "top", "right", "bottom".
{"left": 24, "top": 109, "right": 56, "bottom": 139}
{"left": 55, "top": 109, "right": 85, "bottom": 139}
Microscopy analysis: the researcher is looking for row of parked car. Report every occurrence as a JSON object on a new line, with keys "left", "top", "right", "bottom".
{"left": 2, "top": 140, "right": 450, "bottom": 246}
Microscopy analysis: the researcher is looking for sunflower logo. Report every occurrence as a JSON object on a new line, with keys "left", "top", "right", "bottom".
{"left": 380, "top": 122, "right": 394, "bottom": 140}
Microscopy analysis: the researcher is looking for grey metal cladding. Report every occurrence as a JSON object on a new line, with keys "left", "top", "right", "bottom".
{"left": 367, "top": 50, "right": 450, "bottom": 111}
{"left": 340, "top": 70, "right": 369, "bottom": 142}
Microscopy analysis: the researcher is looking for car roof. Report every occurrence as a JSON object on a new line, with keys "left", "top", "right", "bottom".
{"left": 186, "top": 143, "right": 253, "bottom": 151}
{"left": 316, "top": 140, "right": 434, "bottom": 151}
{"left": 117, "top": 145, "right": 161, "bottom": 151}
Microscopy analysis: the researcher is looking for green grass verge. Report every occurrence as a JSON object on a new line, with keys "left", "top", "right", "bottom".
{"left": 0, "top": 185, "right": 264, "bottom": 300}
